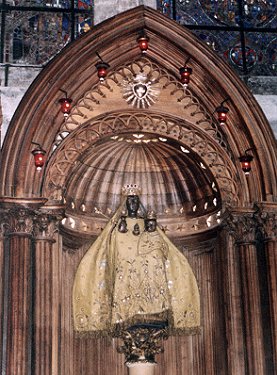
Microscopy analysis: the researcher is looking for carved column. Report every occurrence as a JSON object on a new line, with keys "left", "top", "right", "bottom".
{"left": 258, "top": 209, "right": 277, "bottom": 372}
{"left": 3, "top": 206, "right": 35, "bottom": 375}
{"left": 225, "top": 211, "right": 265, "bottom": 375}
{"left": 117, "top": 325, "right": 168, "bottom": 375}
{"left": 218, "top": 226, "right": 246, "bottom": 374}
{"left": 33, "top": 208, "right": 63, "bottom": 375}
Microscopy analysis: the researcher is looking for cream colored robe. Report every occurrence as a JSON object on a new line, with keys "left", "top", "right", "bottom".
{"left": 73, "top": 211, "right": 200, "bottom": 336}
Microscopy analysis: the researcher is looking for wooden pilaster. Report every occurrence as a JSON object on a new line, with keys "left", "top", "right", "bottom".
{"left": 33, "top": 209, "right": 63, "bottom": 375}
{"left": 219, "top": 230, "right": 246, "bottom": 374}
{"left": 238, "top": 241, "right": 265, "bottom": 374}
{"left": 224, "top": 211, "right": 265, "bottom": 375}
{"left": 4, "top": 208, "right": 34, "bottom": 375}
{"left": 258, "top": 208, "right": 277, "bottom": 373}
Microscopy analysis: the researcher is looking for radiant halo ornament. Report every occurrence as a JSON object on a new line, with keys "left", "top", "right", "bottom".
{"left": 121, "top": 73, "right": 160, "bottom": 109}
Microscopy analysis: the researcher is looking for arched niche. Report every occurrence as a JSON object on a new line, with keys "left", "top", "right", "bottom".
{"left": 0, "top": 6, "right": 276, "bottom": 212}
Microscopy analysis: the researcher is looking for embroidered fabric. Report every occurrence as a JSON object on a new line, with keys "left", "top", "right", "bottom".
{"left": 73, "top": 200, "right": 200, "bottom": 336}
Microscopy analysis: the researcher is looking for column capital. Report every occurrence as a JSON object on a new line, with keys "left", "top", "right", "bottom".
{"left": 0, "top": 206, "right": 35, "bottom": 236}
{"left": 33, "top": 207, "right": 64, "bottom": 241}
{"left": 255, "top": 210, "right": 277, "bottom": 240}
{"left": 0, "top": 199, "right": 64, "bottom": 238}
{"left": 117, "top": 325, "right": 169, "bottom": 364}
{"left": 221, "top": 209, "right": 257, "bottom": 244}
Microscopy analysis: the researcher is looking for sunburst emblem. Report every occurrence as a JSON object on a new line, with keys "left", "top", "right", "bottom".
{"left": 121, "top": 73, "right": 160, "bottom": 109}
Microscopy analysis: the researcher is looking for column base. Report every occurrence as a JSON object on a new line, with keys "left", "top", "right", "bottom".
{"left": 126, "top": 362, "right": 156, "bottom": 375}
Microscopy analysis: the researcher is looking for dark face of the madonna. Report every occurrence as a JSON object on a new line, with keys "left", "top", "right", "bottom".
{"left": 126, "top": 195, "right": 140, "bottom": 217}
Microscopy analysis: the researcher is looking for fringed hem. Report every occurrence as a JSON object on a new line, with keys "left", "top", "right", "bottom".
{"left": 74, "top": 329, "right": 113, "bottom": 339}
{"left": 169, "top": 326, "right": 201, "bottom": 336}
{"left": 74, "top": 309, "right": 201, "bottom": 338}
{"left": 74, "top": 325, "right": 201, "bottom": 339}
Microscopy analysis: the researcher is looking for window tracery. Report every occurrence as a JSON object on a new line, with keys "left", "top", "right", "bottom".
{"left": 0, "top": 0, "right": 93, "bottom": 65}
{"left": 157, "top": 0, "right": 277, "bottom": 77}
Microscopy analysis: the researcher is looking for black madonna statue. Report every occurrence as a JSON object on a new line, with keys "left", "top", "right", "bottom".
{"left": 73, "top": 185, "right": 200, "bottom": 336}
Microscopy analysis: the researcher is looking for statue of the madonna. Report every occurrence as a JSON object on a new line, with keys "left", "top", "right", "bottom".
{"left": 73, "top": 185, "right": 200, "bottom": 336}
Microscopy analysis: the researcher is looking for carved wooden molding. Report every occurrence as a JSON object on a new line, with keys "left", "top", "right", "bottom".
{"left": 52, "top": 58, "right": 230, "bottom": 156}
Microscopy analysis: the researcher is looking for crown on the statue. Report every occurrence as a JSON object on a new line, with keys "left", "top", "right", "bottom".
{"left": 122, "top": 184, "right": 141, "bottom": 196}
{"left": 147, "top": 210, "right": 156, "bottom": 219}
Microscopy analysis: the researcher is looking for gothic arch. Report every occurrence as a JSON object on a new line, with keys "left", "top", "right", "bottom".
{"left": 0, "top": 5, "right": 276, "bottom": 210}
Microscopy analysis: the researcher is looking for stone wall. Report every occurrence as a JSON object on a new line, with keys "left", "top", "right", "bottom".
{"left": 94, "top": 0, "right": 156, "bottom": 24}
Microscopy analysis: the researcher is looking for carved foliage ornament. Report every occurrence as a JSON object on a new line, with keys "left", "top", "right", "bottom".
{"left": 117, "top": 326, "right": 169, "bottom": 364}
{"left": 255, "top": 210, "right": 277, "bottom": 239}
{"left": 222, "top": 207, "right": 277, "bottom": 243}
{"left": 2, "top": 207, "right": 35, "bottom": 235}
{"left": 222, "top": 211, "right": 257, "bottom": 244}
{"left": 0, "top": 207, "right": 62, "bottom": 239}
{"left": 33, "top": 211, "right": 63, "bottom": 240}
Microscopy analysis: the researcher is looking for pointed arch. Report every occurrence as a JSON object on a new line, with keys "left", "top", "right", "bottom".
{"left": 0, "top": 5, "right": 276, "bottom": 209}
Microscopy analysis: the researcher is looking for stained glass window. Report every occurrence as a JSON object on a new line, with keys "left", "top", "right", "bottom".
{"left": 157, "top": 1, "right": 277, "bottom": 78}
{"left": 0, "top": 0, "right": 93, "bottom": 65}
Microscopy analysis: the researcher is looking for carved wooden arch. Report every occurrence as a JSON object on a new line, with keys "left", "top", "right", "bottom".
{"left": 44, "top": 110, "right": 238, "bottom": 205}
{"left": 0, "top": 6, "right": 276, "bottom": 205}
{"left": 52, "top": 57, "right": 230, "bottom": 152}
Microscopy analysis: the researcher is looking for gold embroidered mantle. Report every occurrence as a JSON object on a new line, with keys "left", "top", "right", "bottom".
{"left": 73, "top": 213, "right": 200, "bottom": 336}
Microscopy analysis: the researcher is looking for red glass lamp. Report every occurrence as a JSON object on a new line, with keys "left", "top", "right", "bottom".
{"left": 137, "top": 31, "right": 149, "bottom": 54}
{"left": 215, "top": 104, "right": 229, "bottom": 125}
{"left": 59, "top": 97, "right": 72, "bottom": 118}
{"left": 31, "top": 142, "right": 46, "bottom": 171}
{"left": 179, "top": 66, "right": 192, "bottom": 87}
{"left": 95, "top": 61, "right": 110, "bottom": 82}
{"left": 239, "top": 150, "right": 254, "bottom": 175}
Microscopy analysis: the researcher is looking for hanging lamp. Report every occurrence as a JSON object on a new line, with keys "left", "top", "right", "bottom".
{"left": 179, "top": 57, "right": 192, "bottom": 87}
{"left": 239, "top": 149, "right": 254, "bottom": 175}
{"left": 31, "top": 142, "right": 46, "bottom": 171}
{"left": 95, "top": 52, "right": 110, "bottom": 82}
{"left": 215, "top": 99, "right": 230, "bottom": 125}
{"left": 58, "top": 89, "right": 72, "bottom": 118}
{"left": 137, "top": 31, "right": 149, "bottom": 54}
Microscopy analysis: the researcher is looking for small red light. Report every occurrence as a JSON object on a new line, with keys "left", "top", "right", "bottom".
{"left": 32, "top": 148, "right": 46, "bottom": 171}
{"left": 239, "top": 154, "right": 253, "bottom": 175}
{"left": 137, "top": 35, "right": 149, "bottom": 53}
{"left": 95, "top": 61, "right": 110, "bottom": 82}
{"left": 179, "top": 66, "right": 192, "bottom": 87}
{"left": 216, "top": 105, "right": 229, "bottom": 125}
{"left": 59, "top": 98, "right": 72, "bottom": 118}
